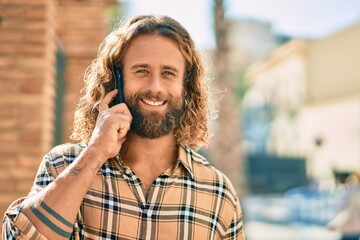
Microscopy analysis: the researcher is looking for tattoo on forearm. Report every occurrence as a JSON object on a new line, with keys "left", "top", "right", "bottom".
{"left": 40, "top": 201, "right": 72, "bottom": 228}
{"left": 69, "top": 166, "right": 82, "bottom": 176}
{"left": 29, "top": 204, "right": 72, "bottom": 238}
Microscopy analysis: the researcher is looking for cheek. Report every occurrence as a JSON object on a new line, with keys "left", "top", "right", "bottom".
{"left": 122, "top": 86, "right": 137, "bottom": 106}
{"left": 123, "top": 78, "right": 139, "bottom": 97}
{"left": 123, "top": 80, "right": 136, "bottom": 94}
{"left": 171, "top": 81, "right": 185, "bottom": 96}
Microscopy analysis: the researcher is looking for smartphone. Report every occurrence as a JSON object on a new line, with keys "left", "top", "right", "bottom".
{"left": 112, "top": 65, "right": 124, "bottom": 105}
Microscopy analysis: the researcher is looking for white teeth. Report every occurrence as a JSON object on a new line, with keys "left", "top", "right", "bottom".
{"left": 143, "top": 99, "right": 164, "bottom": 106}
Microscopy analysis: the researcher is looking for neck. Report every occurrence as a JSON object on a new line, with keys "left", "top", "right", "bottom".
{"left": 120, "top": 132, "right": 179, "bottom": 171}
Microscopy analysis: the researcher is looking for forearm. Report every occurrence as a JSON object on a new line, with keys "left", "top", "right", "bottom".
{"left": 21, "top": 146, "right": 106, "bottom": 239}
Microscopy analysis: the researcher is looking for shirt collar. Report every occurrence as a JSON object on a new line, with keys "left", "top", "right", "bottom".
{"left": 177, "top": 145, "right": 194, "bottom": 179}
{"left": 113, "top": 145, "right": 195, "bottom": 179}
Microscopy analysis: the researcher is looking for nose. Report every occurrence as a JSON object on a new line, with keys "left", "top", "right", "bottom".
{"left": 146, "top": 73, "right": 164, "bottom": 93}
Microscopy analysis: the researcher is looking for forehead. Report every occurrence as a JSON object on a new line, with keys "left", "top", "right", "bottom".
{"left": 123, "top": 35, "right": 185, "bottom": 70}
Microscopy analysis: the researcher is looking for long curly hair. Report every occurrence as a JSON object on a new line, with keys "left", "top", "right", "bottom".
{"left": 71, "top": 15, "right": 211, "bottom": 149}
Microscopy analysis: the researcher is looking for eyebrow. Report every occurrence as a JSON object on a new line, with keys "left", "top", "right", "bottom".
{"left": 130, "top": 64, "right": 180, "bottom": 73}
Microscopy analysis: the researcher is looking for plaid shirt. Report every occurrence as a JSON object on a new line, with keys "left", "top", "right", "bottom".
{"left": 3, "top": 143, "right": 244, "bottom": 239}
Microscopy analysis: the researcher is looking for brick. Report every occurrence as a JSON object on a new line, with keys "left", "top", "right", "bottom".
{"left": 0, "top": 154, "right": 18, "bottom": 163}
{"left": 0, "top": 56, "right": 17, "bottom": 68}
{"left": 64, "top": 45, "right": 98, "bottom": 57}
{"left": 0, "top": 108, "right": 18, "bottom": 119}
{"left": 0, "top": 156, "right": 18, "bottom": 168}
{"left": 0, "top": 43, "right": 45, "bottom": 55}
{"left": 0, "top": 6, "right": 26, "bottom": 18}
{"left": 0, "top": 19, "right": 26, "bottom": 30}
{"left": 19, "top": 130, "right": 42, "bottom": 143}
{"left": 0, "top": 181, "right": 16, "bottom": 192}
{"left": 0, "top": 69, "right": 42, "bottom": 81}
{"left": 0, "top": 19, "right": 47, "bottom": 31}
{"left": 0, "top": 119, "right": 17, "bottom": 129}
{"left": 0, "top": 167, "right": 12, "bottom": 180}
{"left": 18, "top": 106, "right": 42, "bottom": 119}
{"left": 18, "top": 155, "right": 42, "bottom": 168}
{"left": 7, "top": 167, "right": 37, "bottom": 180}
{"left": 0, "top": 143, "right": 41, "bottom": 155}
{"left": 21, "top": 57, "right": 47, "bottom": 70}
{"left": 1, "top": 0, "right": 47, "bottom": 5}
{"left": 23, "top": 30, "right": 47, "bottom": 44}
{"left": 26, "top": 6, "right": 47, "bottom": 20}
{"left": 0, "top": 94, "right": 43, "bottom": 105}
{"left": 24, "top": 20, "right": 48, "bottom": 31}
{"left": 0, "top": 193, "right": 23, "bottom": 206}
{"left": 0, "top": 31, "right": 23, "bottom": 42}
{"left": 0, "top": 131, "right": 18, "bottom": 142}
{"left": 0, "top": 78, "right": 20, "bottom": 93}
{"left": 19, "top": 95, "right": 43, "bottom": 104}
{"left": 20, "top": 80, "right": 43, "bottom": 94}
{"left": 16, "top": 180, "right": 35, "bottom": 192}
{"left": 60, "top": 33, "right": 105, "bottom": 46}
{"left": 19, "top": 120, "right": 43, "bottom": 131}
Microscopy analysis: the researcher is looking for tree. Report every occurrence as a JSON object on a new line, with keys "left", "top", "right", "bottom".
{"left": 209, "top": 0, "right": 246, "bottom": 197}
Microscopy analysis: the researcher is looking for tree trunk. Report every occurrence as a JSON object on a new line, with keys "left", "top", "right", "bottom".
{"left": 209, "top": 0, "right": 246, "bottom": 197}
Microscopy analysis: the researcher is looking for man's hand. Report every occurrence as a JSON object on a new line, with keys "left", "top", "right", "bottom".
{"left": 88, "top": 89, "right": 132, "bottom": 161}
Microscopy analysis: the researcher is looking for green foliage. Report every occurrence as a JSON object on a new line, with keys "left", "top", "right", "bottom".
{"left": 233, "top": 71, "right": 250, "bottom": 101}
{"left": 105, "top": 5, "right": 122, "bottom": 31}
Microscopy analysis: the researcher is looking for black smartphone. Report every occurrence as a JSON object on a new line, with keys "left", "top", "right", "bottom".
{"left": 112, "top": 65, "right": 124, "bottom": 105}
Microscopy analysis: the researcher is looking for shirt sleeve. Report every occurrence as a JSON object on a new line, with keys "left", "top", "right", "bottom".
{"left": 224, "top": 197, "right": 246, "bottom": 240}
{"left": 3, "top": 198, "right": 48, "bottom": 240}
{"left": 2, "top": 154, "right": 56, "bottom": 240}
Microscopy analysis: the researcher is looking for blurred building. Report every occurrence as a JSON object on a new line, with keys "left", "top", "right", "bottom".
{"left": 243, "top": 22, "right": 360, "bottom": 189}
{"left": 228, "top": 19, "right": 283, "bottom": 71}
{"left": 244, "top": 40, "right": 307, "bottom": 156}
{"left": 0, "top": 0, "right": 117, "bottom": 226}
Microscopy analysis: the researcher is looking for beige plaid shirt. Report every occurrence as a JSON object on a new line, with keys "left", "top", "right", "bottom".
{"left": 3, "top": 143, "right": 244, "bottom": 239}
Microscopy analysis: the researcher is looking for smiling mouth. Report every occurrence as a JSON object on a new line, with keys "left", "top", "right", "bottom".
{"left": 141, "top": 99, "right": 166, "bottom": 107}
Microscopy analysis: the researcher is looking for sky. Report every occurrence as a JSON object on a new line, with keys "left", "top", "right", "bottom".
{"left": 122, "top": 0, "right": 360, "bottom": 50}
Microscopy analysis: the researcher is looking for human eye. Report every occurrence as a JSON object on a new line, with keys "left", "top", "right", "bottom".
{"left": 163, "top": 71, "right": 175, "bottom": 76}
{"left": 136, "top": 69, "right": 148, "bottom": 74}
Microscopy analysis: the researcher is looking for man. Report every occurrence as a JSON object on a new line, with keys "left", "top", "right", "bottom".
{"left": 3, "top": 15, "right": 244, "bottom": 239}
{"left": 328, "top": 171, "right": 360, "bottom": 240}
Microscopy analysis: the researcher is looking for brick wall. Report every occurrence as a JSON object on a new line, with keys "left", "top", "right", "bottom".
{"left": 0, "top": 0, "right": 117, "bottom": 234}
{"left": 0, "top": 0, "right": 57, "bottom": 222}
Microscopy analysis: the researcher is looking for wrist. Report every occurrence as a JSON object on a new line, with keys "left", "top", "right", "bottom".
{"left": 81, "top": 145, "right": 109, "bottom": 170}
{"left": 87, "top": 143, "right": 109, "bottom": 158}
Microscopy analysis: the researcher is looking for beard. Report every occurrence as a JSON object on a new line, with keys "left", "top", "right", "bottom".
{"left": 125, "top": 91, "right": 184, "bottom": 139}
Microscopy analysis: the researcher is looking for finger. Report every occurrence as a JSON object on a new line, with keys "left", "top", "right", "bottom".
{"left": 99, "top": 89, "right": 118, "bottom": 112}
{"left": 117, "top": 124, "right": 131, "bottom": 137}
{"left": 114, "top": 114, "right": 132, "bottom": 129}
{"left": 105, "top": 109, "right": 132, "bottom": 124}
{"left": 108, "top": 102, "right": 132, "bottom": 116}
{"left": 103, "top": 112, "right": 131, "bottom": 133}
{"left": 118, "top": 135, "right": 127, "bottom": 145}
